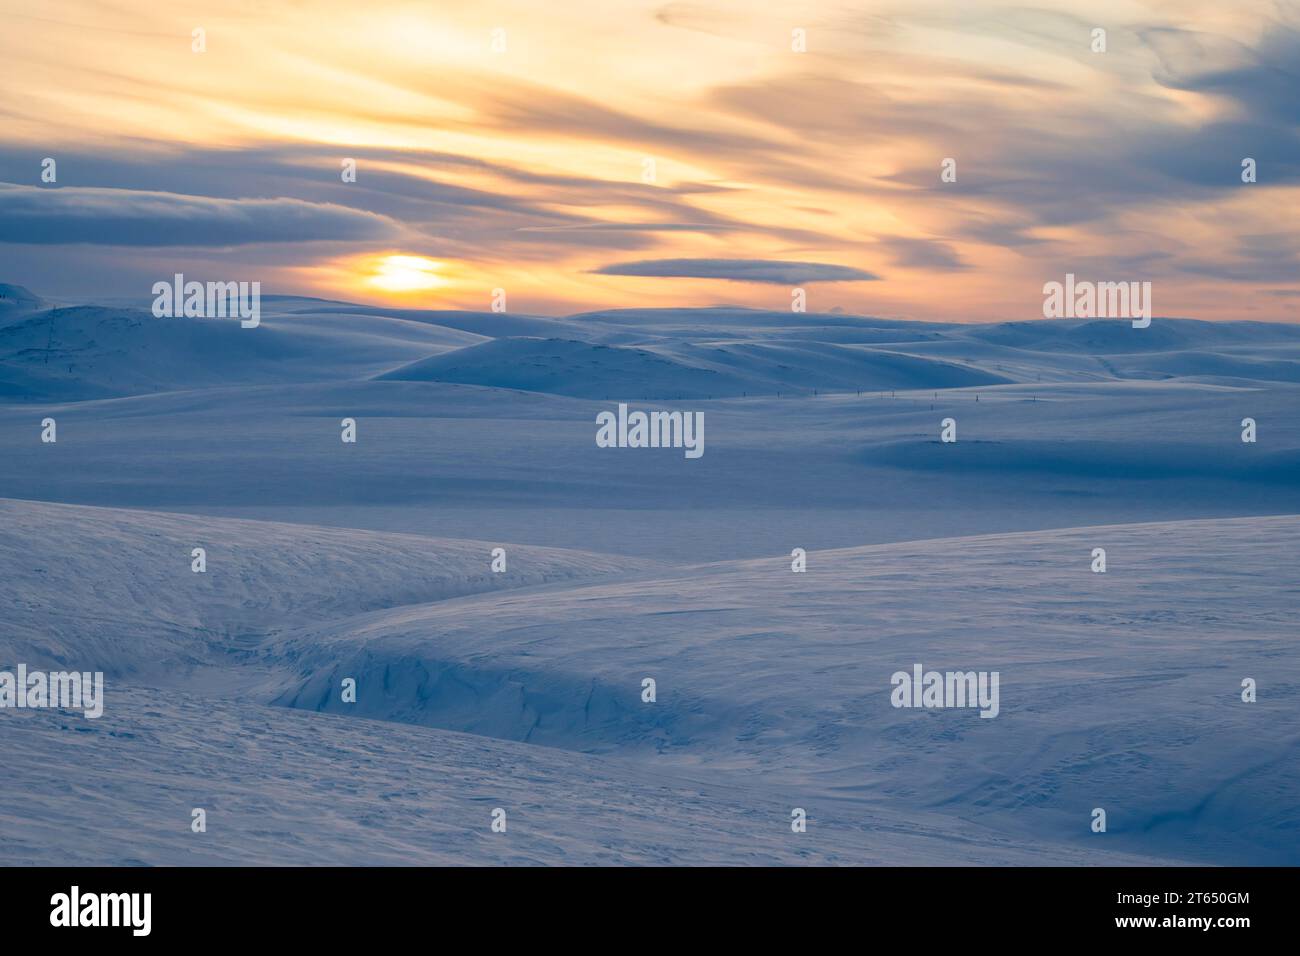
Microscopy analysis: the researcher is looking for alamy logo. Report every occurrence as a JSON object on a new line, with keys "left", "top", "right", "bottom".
{"left": 151, "top": 273, "right": 261, "bottom": 328}
{"left": 0, "top": 665, "right": 103, "bottom": 718}
{"left": 596, "top": 403, "right": 704, "bottom": 459}
{"left": 1042, "top": 273, "right": 1151, "bottom": 328}
{"left": 890, "top": 663, "right": 1000, "bottom": 718}
{"left": 50, "top": 886, "right": 151, "bottom": 936}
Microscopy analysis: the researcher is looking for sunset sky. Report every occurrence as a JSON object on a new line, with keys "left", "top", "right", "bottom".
{"left": 1, "top": 0, "right": 1297, "bottom": 320}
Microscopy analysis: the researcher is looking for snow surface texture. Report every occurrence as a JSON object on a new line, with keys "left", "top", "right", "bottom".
{"left": 1, "top": 285, "right": 1297, "bottom": 865}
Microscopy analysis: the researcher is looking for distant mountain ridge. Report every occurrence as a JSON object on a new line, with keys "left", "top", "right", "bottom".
{"left": 4, "top": 283, "right": 1300, "bottom": 402}
{"left": 0, "top": 282, "right": 45, "bottom": 314}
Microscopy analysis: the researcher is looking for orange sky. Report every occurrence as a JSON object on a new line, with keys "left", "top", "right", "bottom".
{"left": 1, "top": 0, "right": 1297, "bottom": 320}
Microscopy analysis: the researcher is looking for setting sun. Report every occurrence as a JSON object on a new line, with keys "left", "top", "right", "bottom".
{"left": 366, "top": 255, "right": 445, "bottom": 293}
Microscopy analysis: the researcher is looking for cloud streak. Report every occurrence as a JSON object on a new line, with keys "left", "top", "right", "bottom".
{"left": 0, "top": 184, "right": 400, "bottom": 246}
{"left": 0, "top": 0, "right": 1295, "bottom": 318}
{"left": 592, "top": 258, "right": 879, "bottom": 284}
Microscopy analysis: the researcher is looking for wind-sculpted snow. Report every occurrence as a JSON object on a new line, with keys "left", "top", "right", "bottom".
{"left": 268, "top": 517, "right": 1300, "bottom": 864}
{"left": 3, "top": 287, "right": 1299, "bottom": 867}
{"left": 0, "top": 499, "right": 658, "bottom": 677}
{"left": 0, "top": 685, "right": 1161, "bottom": 866}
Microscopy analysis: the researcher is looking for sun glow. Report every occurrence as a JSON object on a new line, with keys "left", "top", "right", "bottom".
{"left": 366, "top": 255, "right": 445, "bottom": 293}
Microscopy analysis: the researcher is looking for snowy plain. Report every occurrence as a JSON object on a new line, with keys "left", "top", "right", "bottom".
{"left": 0, "top": 283, "right": 1296, "bottom": 865}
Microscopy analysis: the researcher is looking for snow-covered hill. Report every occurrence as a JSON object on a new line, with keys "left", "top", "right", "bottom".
{"left": 265, "top": 515, "right": 1300, "bottom": 864}
{"left": 0, "top": 499, "right": 658, "bottom": 676}
{"left": 8, "top": 287, "right": 1300, "bottom": 403}
{"left": 0, "top": 684, "right": 1162, "bottom": 866}
{"left": 0, "top": 298, "right": 482, "bottom": 401}
{"left": 0, "top": 505, "right": 1292, "bottom": 864}
{"left": 2, "top": 282, "right": 1297, "bottom": 867}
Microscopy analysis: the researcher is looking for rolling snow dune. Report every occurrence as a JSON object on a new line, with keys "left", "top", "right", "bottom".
{"left": 381, "top": 334, "right": 1011, "bottom": 399}
{"left": 662, "top": 340, "right": 1012, "bottom": 393}
{"left": 377, "top": 336, "right": 756, "bottom": 398}
{"left": 0, "top": 299, "right": 482, "bottom": 402}
{"left": 1, "top": 510, "right": 1291, "bottom": 864}
{"left": 0, "top": 499, "right": 658, "bottom": 677}
{"left": 1105, "top": 347, "right": 1300, "bottom": 384}
{"left": 957, "top": 318, "right": 1300, "bottom": 354}
{"left": 571, "top": 306, "right": 963, "bottom": 335}
{"left": 867, "top": 436, "right": 1300, "bottom": 484}
{"left": 10, "top": 286, "right": 1300, "bottom": 407}
{"left": 295, "top": 302, "right": 585, "bottom": 339}
{"left": 267, "top": 516, "right": 1300, "bottom": 864}
{"left": 3, "top": 283, "right": 1299, "bottom": 867}
{"left": 0, "top": 684, "right": 1161, "bottom": 866}
{"left": 3, "top": 377, "right": 1298, "bottom": 563}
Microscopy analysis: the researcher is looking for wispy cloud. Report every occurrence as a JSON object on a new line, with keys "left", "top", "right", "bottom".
{"left": 0, "top": 184, "right": 399, "bottom": 246}
{"left": 592, "top": 258, "right": 879, "bottom": 283}
{"left": 0, "top": 0, "right": 1295, "bottom": 318}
